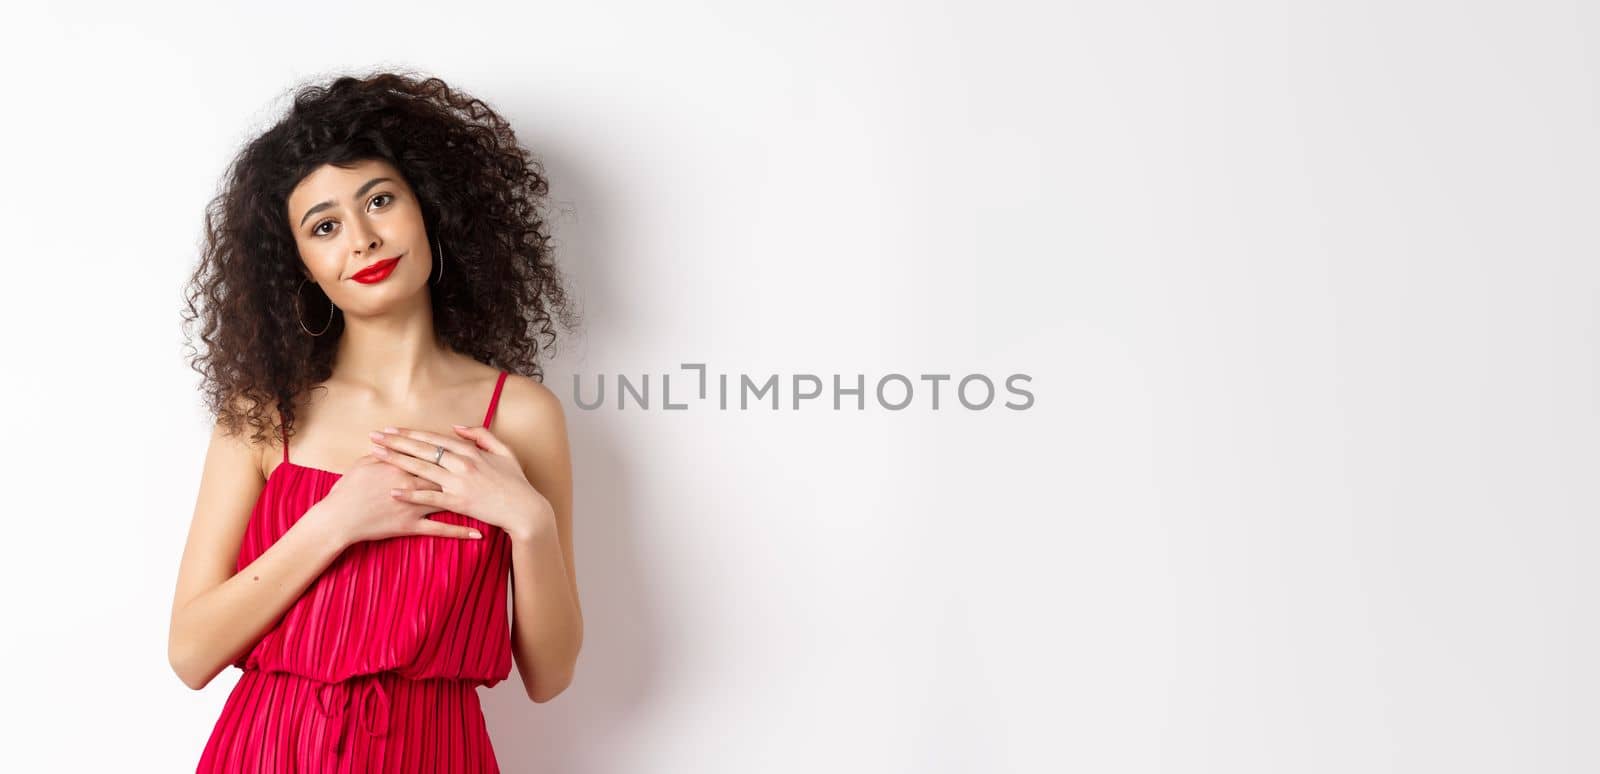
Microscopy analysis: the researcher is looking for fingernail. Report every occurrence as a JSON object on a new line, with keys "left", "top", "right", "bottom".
{"left": 468, "top": 530, "right": 483, "bottom": 539}
{"left": 383, "top": 426, "right": 398, "bottom": 433}
{"left": 452, "top": 424, "right": 467, "bottom": 430}
{"left": 390, "top": 489, "right": 404, "bottom": 497}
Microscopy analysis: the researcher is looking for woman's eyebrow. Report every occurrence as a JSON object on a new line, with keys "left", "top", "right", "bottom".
{"left": 297, "top": 176, "right": 396, "bottom": 227}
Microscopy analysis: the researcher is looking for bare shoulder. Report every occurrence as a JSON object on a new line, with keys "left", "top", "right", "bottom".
{"left": 489, "top": 373, "right": 571, "bottom": 480}
{"left": 491, "top": 373, "right": 568, "bottom": 442}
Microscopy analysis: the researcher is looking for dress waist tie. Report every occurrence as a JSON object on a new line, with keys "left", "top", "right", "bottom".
{"left": 314, "top": 673, "right": 392, "bottom": 755}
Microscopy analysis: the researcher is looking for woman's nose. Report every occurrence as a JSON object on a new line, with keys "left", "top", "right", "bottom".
{"left": 348, "top": 224, "right": 381, "bottom": 254}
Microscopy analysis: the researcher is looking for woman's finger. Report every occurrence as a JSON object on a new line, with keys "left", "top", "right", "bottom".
{"left": 376, "top": 427, "right": 480, "bottom": 460}
{"left": 390, "top": 486, "right": 458, "bottom": 509}
{"left": 452, "top": 424, "right": 512, "bottom": 456}
{"left": 373, "top": 433, "right": 483, "bottom": 477}
{"left": 374, "top": 447, "right": 429, "bottom": 478}
{"left": 410, "top": 516, "right": 483, "bottom": 540}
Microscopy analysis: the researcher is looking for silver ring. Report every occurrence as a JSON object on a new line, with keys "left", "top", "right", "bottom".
{"left": 432, "top": 446, "right": 447, "bottom": 465}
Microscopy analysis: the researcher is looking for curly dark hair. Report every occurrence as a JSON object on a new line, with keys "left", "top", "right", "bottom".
{"left": 181, "top": 69, "right": 578, "bottom": 449}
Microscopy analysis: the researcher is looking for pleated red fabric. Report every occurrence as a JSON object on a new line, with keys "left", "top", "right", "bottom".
{"left": 198, "top": 370, "right": 514, "bottom": 773}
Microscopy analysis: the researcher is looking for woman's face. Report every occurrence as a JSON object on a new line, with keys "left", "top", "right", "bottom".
{"left": 285, "top": 158, "right": 433, "bottom": 313}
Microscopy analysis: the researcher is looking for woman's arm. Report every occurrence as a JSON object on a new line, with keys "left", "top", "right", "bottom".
{"left": 166, "top": 418, "right": 349, "bottom": 690}
{"left": 503, "top": 379, "right": 584, "bottom": 702}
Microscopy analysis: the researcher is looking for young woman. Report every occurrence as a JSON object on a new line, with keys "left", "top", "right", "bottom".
{"left": 169, "top": 71, "right": 584, "bottom": 772}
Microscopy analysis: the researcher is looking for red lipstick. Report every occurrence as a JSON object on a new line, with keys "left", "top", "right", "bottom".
{"left": 351, "top": 255, "right": 402, "bottom": 284}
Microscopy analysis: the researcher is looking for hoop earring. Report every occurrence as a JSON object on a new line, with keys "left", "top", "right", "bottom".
{"left": 295, "top": 276, "right": 335, "bottom": 336}
{"left": 432, "top": 237, "right": 445, "bottom": 285}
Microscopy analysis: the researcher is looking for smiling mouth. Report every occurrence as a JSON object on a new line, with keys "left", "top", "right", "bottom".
{"left": 350, "top": 255, "right": 403, "bottom": 283}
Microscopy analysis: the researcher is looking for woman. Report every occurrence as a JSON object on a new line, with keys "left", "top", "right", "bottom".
{"left": 169, "top": 71, "right": 584, "bottom": 772}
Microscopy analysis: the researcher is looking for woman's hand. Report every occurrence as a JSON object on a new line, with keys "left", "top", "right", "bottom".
{"left": 368, "top": 424, "right": 555, "bottom": 543}
{"left": 316, "top": 454, "right": 483, "bottom": 545}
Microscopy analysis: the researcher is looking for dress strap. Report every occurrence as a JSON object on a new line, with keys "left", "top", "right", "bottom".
{"left": 481, "top": 370, "right": 509, "bottom": 428}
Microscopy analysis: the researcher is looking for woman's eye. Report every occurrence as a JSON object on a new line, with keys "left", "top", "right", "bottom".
{"left": 309, "top": 195, "right": 389, "bottom": 237}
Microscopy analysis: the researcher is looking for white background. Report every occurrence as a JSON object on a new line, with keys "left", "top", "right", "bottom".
{"left": 1, "top": 1, "right": 1594, "bottom": 772}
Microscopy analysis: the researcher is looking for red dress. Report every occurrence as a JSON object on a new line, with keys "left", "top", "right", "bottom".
{"left": 198, "top": 370, "right": 514, "bottom": 773}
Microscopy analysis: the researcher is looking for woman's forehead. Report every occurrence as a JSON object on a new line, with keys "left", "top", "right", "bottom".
{"left": 286, "top": 160, "right": 407, "bottom": 216}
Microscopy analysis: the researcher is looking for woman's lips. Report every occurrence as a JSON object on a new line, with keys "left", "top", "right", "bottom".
{"left": 351, "top": 255, "right": 402, "bottom": 284}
